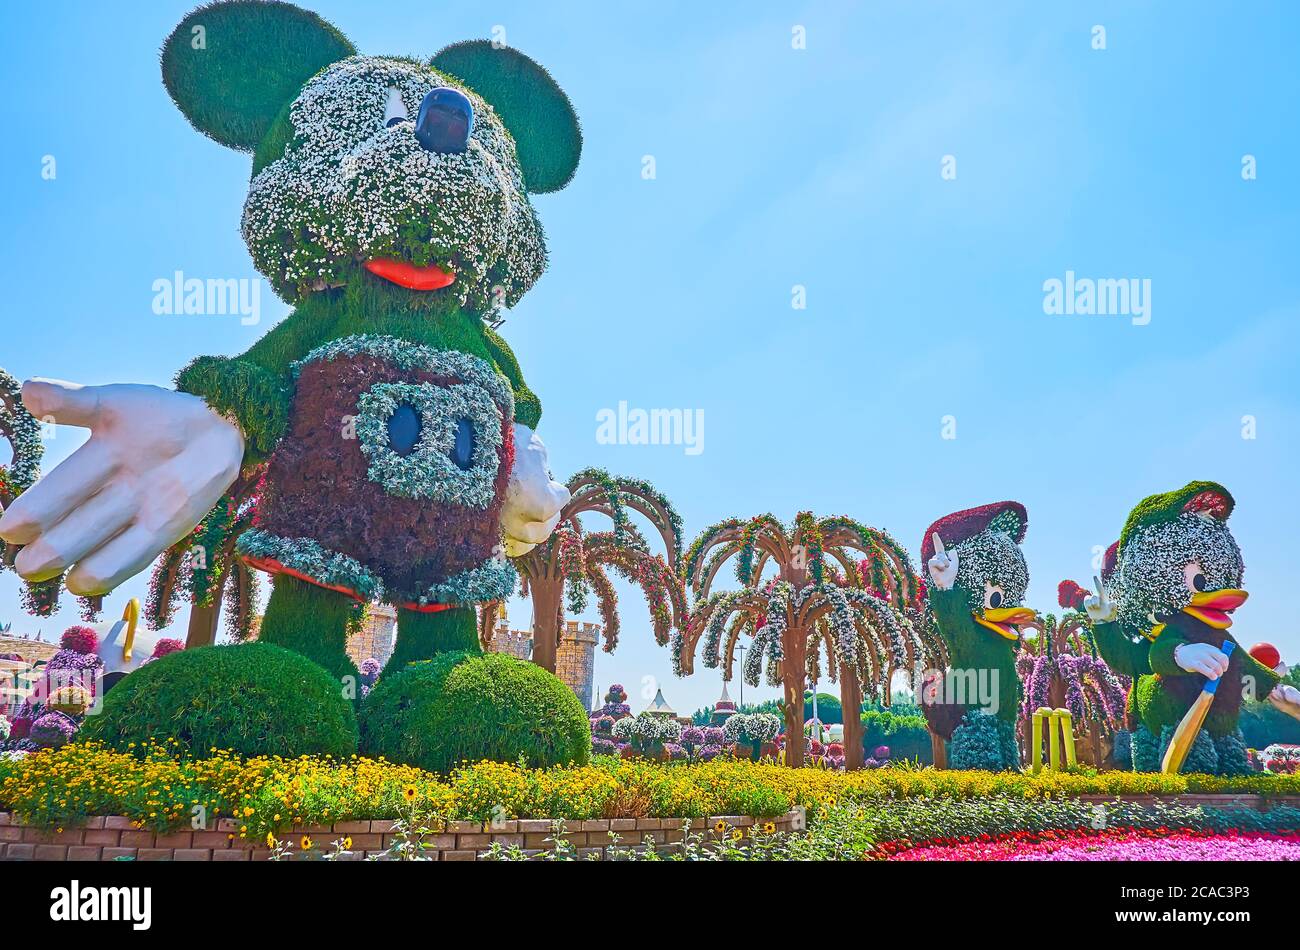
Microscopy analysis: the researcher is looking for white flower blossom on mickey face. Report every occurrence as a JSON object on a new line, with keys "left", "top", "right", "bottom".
{"left": 242, "top": 56, "right": 545, "bottom": 309}
{"left": 1111, "top": 514, "right": 1244, "bottom": 631}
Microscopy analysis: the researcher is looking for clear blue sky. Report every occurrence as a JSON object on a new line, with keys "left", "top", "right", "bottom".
{"left": 2, "top": 1, "right": 1298, "bottom": 716}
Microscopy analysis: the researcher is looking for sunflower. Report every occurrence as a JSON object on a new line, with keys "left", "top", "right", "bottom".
{"left": 731, "top": 829, "right": 743, "bottom": 841}
{"left": 713, "top": 820, "right": 727, "bottom": 834}
{"left": 343, "top": 837, "right": 353, "bottom": 850}
{"left": 301, "top": 835, "right": 314, "bottom": 850}
{"left": 265, "top": 832, "right": 276, "bottom": 849}
{"left": 403, "top": 785, "right": 418, "bottom": 802}
{"left": 762, "top": 821, "right": 776, "bottom": 834}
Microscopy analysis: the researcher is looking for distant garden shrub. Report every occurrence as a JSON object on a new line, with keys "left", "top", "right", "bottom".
{"left": 861, "top": 710, "right": 932, "bottom": 764}
{"left": 359, "top": 651, "right": 590, "bottom": 772}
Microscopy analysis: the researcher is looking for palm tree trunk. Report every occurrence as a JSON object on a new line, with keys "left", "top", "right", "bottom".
{"left": 929, "top": 728, "right": 948, "bottom": 769}
{"left": 840, "top": 663, "right": 864, "bottom": 770}
{"left": 782, "top": 630, "right": 808, "bottom": 768}
{"left": 185, "top": 595, "right": 221, "bottom": 649}
{"left": 529, "top": 578, "right": 564, "bottom": 673}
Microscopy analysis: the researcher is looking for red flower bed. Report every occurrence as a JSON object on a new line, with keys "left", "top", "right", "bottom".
{"left": 886, "top": 827, "right": 1300, "bottom": 861}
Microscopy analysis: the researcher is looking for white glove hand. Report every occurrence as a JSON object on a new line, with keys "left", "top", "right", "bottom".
{"left": 1084, "top": 574, "right": 1118, "bottom": 623}
{"left": 1173, "top": 642, "right": 1231, "bottom": 679}
{"left": 1268, "top": 683, "right": 1300, "bottom": 720}
{"left": 927, "top": 532, "right": 958, "bottom": 590}
{"left": 0, "top": 380, "right": 243, "bottom": 595}
{"left": 501, "top": 424, "right": 569, "bottom": 557}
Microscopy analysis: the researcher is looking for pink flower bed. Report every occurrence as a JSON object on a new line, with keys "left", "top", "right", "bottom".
{"left": 890, "top": 829, "right": 1300, "bottom": 862}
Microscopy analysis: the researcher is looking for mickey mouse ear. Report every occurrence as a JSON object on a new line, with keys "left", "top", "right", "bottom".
{"left": 162, "top": 1, "right": 355, "bottom": 152}
{"left": 431, "top": 41, "right": 582, "bottom": 193}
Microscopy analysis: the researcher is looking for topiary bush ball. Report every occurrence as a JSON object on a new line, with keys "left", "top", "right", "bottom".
{"left": 81, "top": 643, "right": 358, "bottom": 758}
{"left": 359, "top": 651, "right": 590, "bottom": 772}
{"left": 60, "top": 625, "right": 99, "bottom": 655}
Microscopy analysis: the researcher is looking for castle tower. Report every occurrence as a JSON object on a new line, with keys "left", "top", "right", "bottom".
{"left": 346, "top": 603, "right": 397, "bottom": 670}
{"left": 710, "top": 680, "right": 737, "bottom": 725}
{"left": 555, "top": 620, "right": 600, "bottom": 711}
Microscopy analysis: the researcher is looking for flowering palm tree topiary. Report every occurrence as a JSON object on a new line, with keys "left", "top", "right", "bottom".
{"left": 509, "top": 469, "right": 686, "bottom": 673}
{"left": 679, "top": 512, "right": 944, "bottom": 768}
{"left": 144, "top": 471, "right": 263, "bottom": 647}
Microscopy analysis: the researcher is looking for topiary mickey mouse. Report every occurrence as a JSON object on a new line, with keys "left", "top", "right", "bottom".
{"left": 0, "top": 0, "right": 581, "bottom": 683}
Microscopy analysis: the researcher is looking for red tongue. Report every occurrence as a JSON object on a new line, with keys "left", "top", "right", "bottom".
{"left": 364, "top": 258, "right": 455, "bottom": 290}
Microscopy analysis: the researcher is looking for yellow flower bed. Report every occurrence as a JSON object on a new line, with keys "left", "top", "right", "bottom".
{"left": 2, "top": 742, "right": 1297, "bottom": 838}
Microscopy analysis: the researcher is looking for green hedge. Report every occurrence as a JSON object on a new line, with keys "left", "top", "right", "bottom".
{"left": 359, "top": 651, "right": 590, "bottom": 772}
{"left": 861, "top": 710, "right": 932, "bottom": 764}
{"left": 80, "top": 643, "right": 358, "bottom": 759}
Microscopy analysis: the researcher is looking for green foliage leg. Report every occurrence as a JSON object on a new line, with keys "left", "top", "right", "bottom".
{"left": 1111, "top": 730, "right": 1133, "bottom": 771}
{"left": 1212, "top": 729, "right": 1252, "bottom": 776}
{"left": 949, "top": 711, "right": 1019, "bottom": 771}
{"left": 384, "top": 606, "right": 480, "bottom": 676}
{"left": 258, "top": 574, "right": 359, "bottom": 688}
{"left": 1157, "top": 724, "right": 1219, "bottom": 774}
{"left": 1130, "top": 725, "right": 1160, "bottom": 772}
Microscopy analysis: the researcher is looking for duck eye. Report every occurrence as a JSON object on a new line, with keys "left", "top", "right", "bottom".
{"left": 983, "top": 582, "right": 1005, "bottom": 610}
{"left": 1193, "top": 573, "right": 1207, "bottom": 592}
{"left": 1184, "top": 562, "right": 1208, "bottom": 593}
{"left": 450, "top": 417, "right": 475, "bottom": 470}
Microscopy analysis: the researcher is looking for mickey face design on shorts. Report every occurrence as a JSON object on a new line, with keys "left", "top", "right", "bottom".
{"left": 242, "top": 336, "right": 516, "bottom": 608}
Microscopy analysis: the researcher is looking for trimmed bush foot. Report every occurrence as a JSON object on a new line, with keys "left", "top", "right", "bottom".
{"left": 949, "top": 710, "right": 1019, "bottom": 771}
{"left": 1131, "top": 725, "right": 1160, "bottom": 772}
{"left": 382, "top": 606, "right": 480, "bottom": 677}
{"left": 81, "top": 643, "right": 358, "bottom": 758}
{"left": 1157, "top": 724, "right": 1219, "bottom": 774}
{"left": 360, "top": 650, "right": 590, "bottom": 772}
{"left": 1213, "top": 729, "right": 1252, "bottom": 776}
{"left": 257, "top": 574, "right": 360, "bottom": 688}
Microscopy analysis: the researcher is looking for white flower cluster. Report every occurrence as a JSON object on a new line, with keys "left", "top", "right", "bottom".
{"left": 294, "top": 334, "right": 511, "bottom": 401}
{"left": 242, "top": 56, "right": 546, "bottom": 308}
{"left": 237, "top": 527, "right": 383, "bottom": 601}
{"left": 953, "top": 529, "right": 1028, "bottom": 612}
{"left": 410, "top": 558, "right": 517, "bottom": 608}
{"left": 746, "top": 582, "right": 793, "bottom": 688}
{"left": 612, "top": 712, "right": 681, "bottom": 744}
{"left": 1111, "top": 514, "right": 1244, "bottom": 631}
{"left": 356, "top": 380, "right": 503, "bottom": 508}
{"left": 723, "top": 712, "right": 781, "bottom": 744}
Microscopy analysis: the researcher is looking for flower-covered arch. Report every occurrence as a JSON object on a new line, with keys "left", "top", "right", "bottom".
{"left": 507, "top": 469, "right": 687, "bottom": 673}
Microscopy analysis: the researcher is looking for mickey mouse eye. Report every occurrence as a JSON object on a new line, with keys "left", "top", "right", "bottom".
{"left": 1184, "top": 562, "right": 1208, "bottom": 593}
{"left": 386, "top": 403, "right": 422, "bottom": 457}
{"left": 383, "top": 86, "right": 408, "bottom": 129}
{"left": 983, "top": 582, "right": 1005, "bottom": 610}
{"left": 450, "top": 417, "right": 475, "bottom": 470}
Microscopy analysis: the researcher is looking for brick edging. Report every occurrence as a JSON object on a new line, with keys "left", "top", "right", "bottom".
{"left": 0, "top": 810, "right": 799, "bottom": 861}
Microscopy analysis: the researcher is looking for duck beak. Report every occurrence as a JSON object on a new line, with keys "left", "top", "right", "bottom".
{"left": 1183, "top": 588, "right": 1248, "bottom": 629}
{"left": 974, "top": 606, "right": 1035, "bottom": 641}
